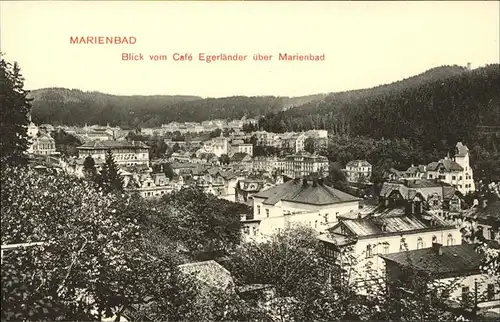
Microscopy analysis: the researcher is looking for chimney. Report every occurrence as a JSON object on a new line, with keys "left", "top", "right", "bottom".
{"left": 432, "top": 242, "right": 443, "bottom": 256}
{"left": 467, "top": 62, "right": 471, "bottom": 71}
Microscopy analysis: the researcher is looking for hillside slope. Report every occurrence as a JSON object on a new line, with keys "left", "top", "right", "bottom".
{"left": 260, "top": 64, "right": 500, "bottom": 150}
{"left": 29, "top": 88, "right": 325, "bottom": 127}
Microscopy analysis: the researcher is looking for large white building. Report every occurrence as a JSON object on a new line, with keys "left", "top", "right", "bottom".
{"left": 426, "top": 142, "right": 475, "bottom": 195}
{"left": 284, "top": 151, "right": 329, "bottom": 179}
{"left": 318, "top": 206, "right": 461, "bottom": 292}
{"left": 244, "top": 177, "right": 361, "bottom": 239}
{"left": 76, "top": 140, "right": 150, "bottom": 166}
{"left": 344, "top": 160, "right": 372, "bottom": 183}
{"left": 201, "top": 136, "right": 230, "bottom": 157}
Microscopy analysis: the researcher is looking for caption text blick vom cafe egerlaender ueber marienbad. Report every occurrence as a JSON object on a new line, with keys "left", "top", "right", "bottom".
{"left": 69, "top": 36, "right": 326, "bottom": 62}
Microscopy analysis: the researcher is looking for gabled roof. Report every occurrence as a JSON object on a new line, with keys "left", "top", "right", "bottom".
{"left": 427, "top": 159, "right": 463, "bottom": 172}
{"left": 406, "top": 165, "right": 426, "bottom": 174}
{"left": 230, "top": 152, "right": 251, "bottom": 162}
{"left": 346, "top": 160, "right": 372, "bottom": 167}
{"left": 380, "top": 244, "right": 483, "bottom": 275}
{"left": 253, "top": 179, "right": 360, "bottom": 206}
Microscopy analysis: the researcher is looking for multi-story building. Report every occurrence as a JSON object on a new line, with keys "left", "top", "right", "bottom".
{"left": 77, "top": 140, "right": 150, "bottom": 166}
{"left": 284, "top": 151, "right": 329, "bottom": 179}
{"left": 230, "top": 139, "right": 253, "bottom": 156}
{"left": 29, "top": 133, "right": 58, "bottom": 155}
{"left": 344, "top": 160, "right": 372, "bottom": 183}
{"left": 295, "top": 133, "right": 307, "bottom": 153}
{"left": 426, "top": 142, "right": 475, "bottom": 195}
{"left": 202, "top": 136, "right": 229, "bottom": 157}
{"left": 380, "top": 243, "right": 499, "bottom": 310}
{"left": 318, "top": 202, "right": 461, "bottom": 292}
{"left": 252, "top": 177, "right": 361, "bottom": 237}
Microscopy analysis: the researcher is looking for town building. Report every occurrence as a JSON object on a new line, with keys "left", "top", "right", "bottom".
{"left": 380, "top": 243, "right": 499, "bottom": 311}
{"left": 379, "top": 179, "right": 458, "bottom": 217}
{"left": 426, "top": 142, "right": 475, "bottom": 195}
{"left": 29, "top": 133, "right": 58, "bottom": 155}
{"left": 317, "top": 206, "right": 461, "bottom": 292}
{"left": 229, "top": 139, "right": 253, "bottom": 156}
{"left": 76, "top": 140, "right": 150, "bottom": 166}
{"left": 344, "top": 160, "right": 372, "bottom": 183}
{"left": 251, "top": 177, "right": 361, "bottom": 237}
{"left": 201, "top": 136, "right": 229, "bottom": 157}
{"left": 284, "top": 151, "right": 329, "bottom": 179}
{"left": 122, "top": 172, "right": 173, "bottom": 199}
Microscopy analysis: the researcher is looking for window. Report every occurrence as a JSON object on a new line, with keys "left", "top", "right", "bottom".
{"left": 383, "top": 243, "right": 390, "bottom": 254}
{"left": 447, "top": 233, "right": 454, "bottom": 246}
{"left": 462, "top": 286, "right": 470, "bottom": 304}
{"left": 400, "top": 238, "right": 406, "bottom": 251}
{"left": 487, "top": 284, "right": 495, "bottom": 300}
{"left": 257, "top": 205, "right": 261, "bottom": 215}
{"left": 366, "top": 245, "right": 373, "bottom": 258}
{"left": 266, "top": 209, "right": 269, "bottom": 217}
{"left": 417, "top": 237, "right": 424, "bottom": 249}
{"left": 429, "top": 174, "right": 433, "bottom": 179}
{"left": 490, "top": 228, "right": 496, "bottom": 240}
{"left": 452, "top": 176, "right": 456, "bottom": 180}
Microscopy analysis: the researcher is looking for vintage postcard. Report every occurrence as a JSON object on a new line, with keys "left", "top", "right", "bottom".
{"left": 1, "top": 1, "right": 499, "bottom": 321}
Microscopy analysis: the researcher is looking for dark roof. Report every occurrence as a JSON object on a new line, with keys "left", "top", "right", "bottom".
{"left": 77, "top": 140, "right": 149, "bottom": 150}
{"left": 253, "top": 179, "right": 361, "bottom": 206}
{"left": 230, "top": 152, "right": 250, "bottom": 162}
{"left": 380, "top": 244, "right": 483, "bottom": 275}
{"left": 465, "top": 199, "right": 500, "bottom": 226}
{"left": 334, "top": 214, "right": 451, "bottom": 238}
{"left": 427, "top": 159, "right": 463, "bottom": 172}
{"left": 346, "top": 160, "right": 372, "bottom": 167}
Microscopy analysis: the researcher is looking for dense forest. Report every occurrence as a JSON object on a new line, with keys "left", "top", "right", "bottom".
{"left": 29, "top": 88, "right": 325, "bottom": 127}
{"left": 260, "top": 65, "right": 500, "bottom": 146}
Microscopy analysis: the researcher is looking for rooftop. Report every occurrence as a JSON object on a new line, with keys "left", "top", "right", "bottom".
{"left": 178, "top": 260, "right": 235, "bottom": 291}
{"left": 346, "top": 160, "right": 372, "bottom": 167}
{"left": 253, "top": 178, "right": 361, "bottom": 206}
{"left": 330, "top": 213, "right": 452, "bottom": 238}
{"left": 427, "top": 158, "right": 464, "bottom": 172}
{"left": 77, "top": 140, "right": 149, "bottom": 150}
{"left": 380, "top": 244, "right": 483, "bottom": 275}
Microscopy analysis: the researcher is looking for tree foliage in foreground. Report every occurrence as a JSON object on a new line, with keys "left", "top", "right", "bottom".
{"left": 1, "top": 166, "right": 197, "bottom": 321}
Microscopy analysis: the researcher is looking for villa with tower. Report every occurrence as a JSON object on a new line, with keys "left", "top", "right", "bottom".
{"left": 426, "top": 142, "right": 475, "bottom": 195}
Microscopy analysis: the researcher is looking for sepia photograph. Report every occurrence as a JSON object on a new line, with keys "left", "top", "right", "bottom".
{"left": 1, "top": 1, "right": 499, "bottom": 321}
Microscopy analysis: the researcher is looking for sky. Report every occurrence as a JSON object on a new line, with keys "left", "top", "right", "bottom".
{"left": 1, "top": 1, "right": 499, "bottom": 98}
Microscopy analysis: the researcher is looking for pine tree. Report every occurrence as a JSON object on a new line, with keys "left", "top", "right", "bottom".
{"left": 0, "top": 53, "right": 32, "bottom": 166}
{"left": 99, "top": 149, "right": 123, "bottom": 193}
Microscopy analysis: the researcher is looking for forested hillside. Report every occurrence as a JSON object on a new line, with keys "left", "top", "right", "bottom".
{"left": 260, "top": 64, "right": 500, "bottom": 151}
{"left": 29, "top": 88, "right": 325, "bottom": 127}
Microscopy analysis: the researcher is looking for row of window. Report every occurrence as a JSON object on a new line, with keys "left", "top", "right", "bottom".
{"left": 462, "top": 284, "right": 497, "bottom": 302}
{"left": 365, "top": 234, "right": 455, "bottom": 258}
